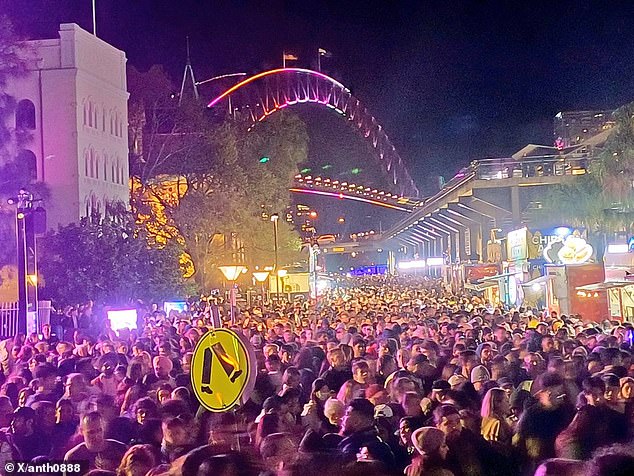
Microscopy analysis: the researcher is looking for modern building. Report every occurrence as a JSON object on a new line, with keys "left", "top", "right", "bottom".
{"left": 4, "top": 23, "right": 129, "bottom": 228}
{"left": 553, "top": 110, "right": 614, "bottom": 148}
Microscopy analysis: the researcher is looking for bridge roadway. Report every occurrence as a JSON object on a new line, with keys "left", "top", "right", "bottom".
{"left": 320, "top": 154, "right": 591, "bottom": 262}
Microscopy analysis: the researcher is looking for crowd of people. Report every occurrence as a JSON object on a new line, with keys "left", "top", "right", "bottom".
{"left": 0, "top": 276, "right": 633, "bottom": 476}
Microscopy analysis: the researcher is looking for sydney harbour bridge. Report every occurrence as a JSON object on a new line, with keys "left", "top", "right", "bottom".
{"left": 206, "top": 67, "right": 591, "bottom": 263}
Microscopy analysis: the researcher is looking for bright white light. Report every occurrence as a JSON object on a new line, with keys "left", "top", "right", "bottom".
{"left": 164, "top": 301, "right": 187, "bottom": 314}
{"left": 219, "top": 265, "right": 247, "bottom": 281}
{"left": 426, "top": 257, "right": 444, "bottom": 266}
{"left": 554, "top": 226, "right": 572, "bottom": 237}
{"left": 531, "top": 283, "right": 542, "bottom": 292}
{"left": 398, "top": 260, "right": 426, "bottom": 270}
{"left": 107, "top": 309, "right": 137, "bottom": 331}
{"left": 607, "top": 244, "right": 629, "bottom": 254}
{"left": 277, "top": 269, "right": 288, "bottom": 277}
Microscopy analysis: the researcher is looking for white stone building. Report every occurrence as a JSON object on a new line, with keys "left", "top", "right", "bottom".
{"left": 4, "top": 23, "right": 129, "bottom": 228}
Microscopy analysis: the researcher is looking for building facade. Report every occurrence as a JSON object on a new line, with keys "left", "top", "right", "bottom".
{"left": 4, "top": 23, "right": 129, "bottom": 227}
{"left": 553, "top": 110, "right": 614, "bottom": 148}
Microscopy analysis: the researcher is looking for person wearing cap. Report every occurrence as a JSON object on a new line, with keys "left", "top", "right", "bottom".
{"left": 433, "top": 404, "right": 498, "bottom": 476}
{"left": 6, "top": 406, "right": 53, "bottom": 461}
{"left": 470, "top": 365, "right": 491, "bottom": 393}
{"left": 513, "top": 372, "right": 574, "bottom": 474}
{"left": 337, "top": 398, "right": 394, "bottom": 466}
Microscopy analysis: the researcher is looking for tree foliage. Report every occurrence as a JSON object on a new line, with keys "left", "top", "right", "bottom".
{"left": 129, "top": 66, "right": 308, "bottom": 291}
{"left": 0, "top": 15, "right": 42, "bottom": 272}
{"left": 534, "top": 102, "right": 634, "bottom": 238}
{"left": 38, "top": 210, "right": 195, "bottom": 307}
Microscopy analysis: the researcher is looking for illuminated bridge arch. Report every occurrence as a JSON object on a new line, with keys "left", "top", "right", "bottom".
{"left": 207, "top": 68, "right": 419, "bottom": 197}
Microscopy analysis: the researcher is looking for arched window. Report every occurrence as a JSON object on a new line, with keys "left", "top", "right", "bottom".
{"left": 85, "top": 150, "right": 89, "bottom": 176}
{"left": 111, "top": 162, "right": 115, "bottom": 182}
{"left": 95, "top": 154, "right": 99, "bottom": 179}
{"left": 89, "top": 149, "right": 95, "bottom": 178}
{"left": 93, "top": 105, "right": 98, "bottom": 129}
{"left": 16, "top": 100, "right": 36, "bottom": 130}
{"left": 83, "top": 101, "right": 88, "bottom": 126}
{"left": 18, "top": 149, "right": 37, "bottom": 181}
{"left": 103, "top": 155, "right": 108, "bottom": 180}
{"left": 88, "top": 102, "right": 93, "bottom": 127}
{"left": 102, "top": 109, "right": 106, "bottom": 131}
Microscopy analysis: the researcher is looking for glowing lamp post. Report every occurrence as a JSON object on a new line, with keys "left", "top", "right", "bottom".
{"left": 270, "top": 213, "right": 281, "bottom": 300}
{"left": 252, "top": 271, "right": 270, "bottom": 304}
{"left": 218, "top": 265, "right": 247, "bottom": 325}
{"left": 277, "top": 269, "right": 288, "bottom": 301}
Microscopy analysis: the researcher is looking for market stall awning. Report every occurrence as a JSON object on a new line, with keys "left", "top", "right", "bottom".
{"left": 479, "top": 272, "right": 518, "bottom": 282}
{"left": 465, "top": 281, "right": 499, "bottom": 292}
{"left": 521, "top": 275, "right": 553, "bottom": 287}
{"left": 576, "top": 281, "right": 632, "bottom": 292}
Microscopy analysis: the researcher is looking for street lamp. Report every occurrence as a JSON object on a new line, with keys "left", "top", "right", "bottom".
{"left": 218, "top": 265, "right": 247, "bottom": 325}
{"left": 277, "top": 269, "right": 288, "bottom": 301}
{"left": 252, "top": 271, "right": 270, "bottom": 304}
{"left": 270, "top": 213, "right": 281, "bottom": 300}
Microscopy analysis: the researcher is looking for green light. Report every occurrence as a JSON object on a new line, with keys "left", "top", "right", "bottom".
{"left": 322, "top": 164, "right": 333, "bottom": 170}
{"left": 259, "top": 156, "right": 270, "bottom": 163}
{"left": 351, "top": 168, "right": 361, "bottom": 175}
{"left": 300, "top": 168, "right": 311, "bottom": 173}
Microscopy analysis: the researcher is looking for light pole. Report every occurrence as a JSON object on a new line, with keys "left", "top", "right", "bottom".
{"left": 270, "top": 213, "right": 281, "bottom": 301}
{"left": 252, "top": 271, "right": 270, "bottom": 305}
{"left": 218, "top": 265, "right": 247, "bottom": 326}
{"left": 8, "top": 189, "right": 45, "bottom": 336}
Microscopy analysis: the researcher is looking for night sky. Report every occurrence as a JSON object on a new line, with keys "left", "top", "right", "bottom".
{"left": 4, "top": 0, "right": 634, "bottom": 191}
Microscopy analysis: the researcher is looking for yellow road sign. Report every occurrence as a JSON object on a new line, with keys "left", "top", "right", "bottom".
{"left": 191, "top": 328, "right": 256, "bottom": 412}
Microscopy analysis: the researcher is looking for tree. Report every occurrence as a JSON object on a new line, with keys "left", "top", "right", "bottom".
{"left": 0, "top": 15, "right": 41, "bottom": 280}
{"left": 128, "top": 65, "right": 308, "bottom": 291}
{"left": 533, "top": 102, "right": 634, "bottom": 251}
{"left": 38, "top": 210, "right": 195, "bottom": 307}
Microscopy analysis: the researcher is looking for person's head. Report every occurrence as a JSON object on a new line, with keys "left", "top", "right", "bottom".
{"left": 341, "top": 398, "right": 374, "bottom": 435}
{"left": 585, "top": 443, "right": 634, "bottom": 476}
{"left": 0, "top": 396, "right": 14, "bottom": 428}
{"left": 328, "top": 348, "right": 346, "bottom": 369}
{"left": 481, "top": 387, "right": 509, "bottom": 418}
{"left": 537, "top": 372, "right": 565, "bottom": 408}
{"left": 311, "top": 378, "right": 331, "bottom": 402}
{"left": 541, "top": 336, "right": 555, "bottom": 353}
{"left": 56, "top": 397, "right": 75, "bottom": 424}
{"left": 65, "top": 373, "right": 87, "bottom": 398}
{"left": 352, "top": 360, "right": 370, "bottom": 385}
{"left": 162, "top": 414, "right": 194, "bottom": 446}
{"left": 323, "top": 397, "right": 345, "bottom": 427}
{"left": 117, "top": 444, "right": 158, "bottom": 476}
{"left": 470, "top": 365, "right": 491, "bottom": 392}
{"left": 34, "top": 363, "right": 57, "bottom": 392}
{"left": 407, "top": 354, "right": 435, "bottom": 378}
{"left": 582, "top": 376, "right": 605, "bottom": 407}
{"left": 133, "top": 397, "right": 158, "bottom": 425}
{"left": 602, "top": 374, "right": 620, "bottom": 403}
{"left": 401, "top": 391, "right": 423, "bottom": 417}
{"left": 433, "top": 404, "right": 462, "bottom": 442}
{"left": 152, "top": 355, "right": 173, "bottom": 379}
{"left": 282, "top": 367, "right": 301, "bottom": 389}
{"left": 32, "top": 400, "right": 56, "bottom": 429}
{"left": 412, "top": 426, "right": 449, "bottom": 461}
{"left": 259, "top": 432, "right": 296, "bottom": 471}
{"left": 80, "top": 411, "right": 106, "bottom": 451}
{"left": 351, "top": 336, "right": 367, "bottom": 358}
{"left": 398, "top": 416, "right": 422, "bottom": 447}
{"left": 10, "top": 407, "right": 35, "bottom": 436}
{"left": 620, "top": 377, "right": 634, "bottom": 401}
